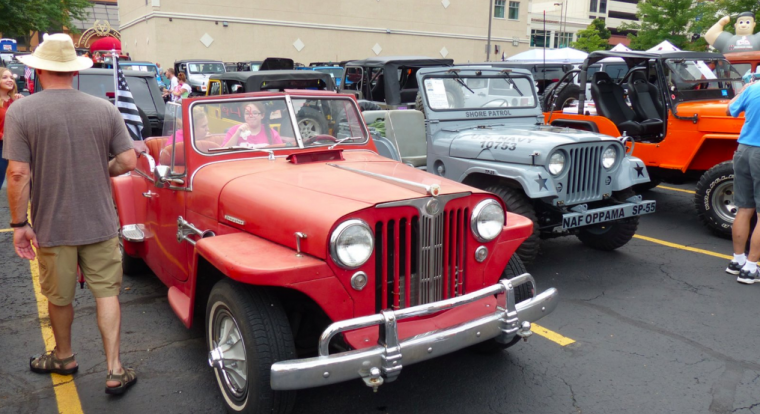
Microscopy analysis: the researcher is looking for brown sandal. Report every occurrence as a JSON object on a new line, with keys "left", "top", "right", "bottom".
{"left": 105, "top": 367, "right": 137, "bottom": 395}
{"left": 30, "top": 348, "right": 78, "bottom": 375}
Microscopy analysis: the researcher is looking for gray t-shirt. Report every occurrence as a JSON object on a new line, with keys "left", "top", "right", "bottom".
{"left": 2, "top": 89, "right": 133, "bottom": 247}
{"left": 714, "top": 32, "right": 760, "bottom": 53}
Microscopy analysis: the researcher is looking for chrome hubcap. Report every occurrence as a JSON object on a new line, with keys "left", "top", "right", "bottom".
{"left": 712, "top": 181, "right": 736, "bottom": 224}
{"left": 209, "top": 308, "right": 247, "bottom": 399}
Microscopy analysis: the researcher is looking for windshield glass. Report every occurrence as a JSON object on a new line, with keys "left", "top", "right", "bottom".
{"left": 188, "top": 63, "right": 225, "bottom": 74}
{"left": 121, "top": 64, "right": 158, "bottom": 75}
{"left": 422, "top": 74, "right": 536, "bottom": 110}
{"left": 189, "top": 97, "right": 367, "bottom": 153}
{"left": 664, "top": 58, "right": 741, "bottom": 102}
{"left": 315, "top": 67, "right": 343, "bottom": 79}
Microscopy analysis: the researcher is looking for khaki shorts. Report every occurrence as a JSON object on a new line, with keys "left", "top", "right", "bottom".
{"left": 37, "top": 237, "right": 123, "bottom": 306}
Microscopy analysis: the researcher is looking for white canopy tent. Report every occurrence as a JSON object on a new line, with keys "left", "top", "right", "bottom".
{"left": 610, "top": 43, "right": 632, "bottom": 52}
{"left": 646, "top": 40, "right": 681, "bottom": 52}
{"left": 506, "top": 47, "right": 588, "bottom": 63}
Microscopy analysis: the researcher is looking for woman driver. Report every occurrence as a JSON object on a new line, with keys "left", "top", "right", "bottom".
{"left": 223, "top": 102, "right": 283, "bottom": 147}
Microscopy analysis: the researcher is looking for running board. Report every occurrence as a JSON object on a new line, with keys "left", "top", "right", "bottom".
{"left": 168, "top": 287, "right": 192, "bottom": 328}
{"left": 121, "top": 224, "right": 145, "bottom": 242}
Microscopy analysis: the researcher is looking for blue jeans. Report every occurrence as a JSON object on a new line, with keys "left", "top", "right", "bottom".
{"left": 0, "top": 140, "right": 7, "bottom": 189}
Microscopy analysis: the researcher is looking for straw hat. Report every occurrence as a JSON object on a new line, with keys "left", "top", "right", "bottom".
{"left": 18, "top": 33, "right": 93, "bottom": 72}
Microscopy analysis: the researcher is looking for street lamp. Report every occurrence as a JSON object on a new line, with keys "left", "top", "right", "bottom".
{"left": 554, "top": 2, "right": 564, "bottom": 47}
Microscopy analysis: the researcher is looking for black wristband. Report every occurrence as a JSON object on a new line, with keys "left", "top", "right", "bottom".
{"left": 9, "top": 219, "right": 28, "bottom": 228}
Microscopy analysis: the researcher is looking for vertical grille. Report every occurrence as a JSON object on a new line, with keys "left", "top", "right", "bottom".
{"left": 374, "top": 201, "right": 469, "bottom": 312}
{"left": 565, "top": 144, "right": 604, "bottom": 204}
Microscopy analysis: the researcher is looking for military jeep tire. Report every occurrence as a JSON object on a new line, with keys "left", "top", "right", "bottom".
{"left": 483, "top": 184, "right": 540, "bottom": 264}
{"left": 695, "top": 161, "right": 735, "bottom": 239}
{"left": 575, "top": 189, "right": 639, "bottom": 250}
{"left": 470, "top": 255, "right": 534, "bottom": 354}
{"left": 206, "top": 280, "right": 296, "bottom": 414}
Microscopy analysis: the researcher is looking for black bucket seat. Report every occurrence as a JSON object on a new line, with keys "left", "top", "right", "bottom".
{"left": 627, "top": 71, "right": 664, "bottom": 129}
{"left": 590, "top": 72, "right": 661, "bottom": 137}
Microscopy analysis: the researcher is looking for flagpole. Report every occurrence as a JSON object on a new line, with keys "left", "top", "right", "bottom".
{"left": 112, "top": 51, "right": 118, "bottom": 104}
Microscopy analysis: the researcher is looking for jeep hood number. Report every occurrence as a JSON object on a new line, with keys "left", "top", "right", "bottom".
{"left": 448, "top": 128, "right": 604, "bottom": 163}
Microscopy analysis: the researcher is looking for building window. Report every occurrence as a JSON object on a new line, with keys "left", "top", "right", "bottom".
{"left": 599, "top": 0, "right": 607, "bottom": 13}
{"left": 508, "top": 1, "right": 520, "bottom": 20}
{"left": 554, "top": 32, "right": 574, "bottom": 48}
{"left": 589, "top": 0, "right": 597, "bottom": 13}
{"left": 530, "top": 30, "right": 550, "bottom": 47}
{"left": 494, "top": 0, "right": 505, "bottom": 18}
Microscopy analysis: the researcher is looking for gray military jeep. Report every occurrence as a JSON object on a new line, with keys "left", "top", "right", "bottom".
{"left": 365, "top": 66, "right": 656, "bottom": 263}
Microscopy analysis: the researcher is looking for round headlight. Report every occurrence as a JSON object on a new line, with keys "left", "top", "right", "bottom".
{"left": 602, "top": 147, "right": 617, "bottom": 169}
{"left": 330, "top": 220, "right": 374, "bottom": 269}
{"left": 548, "top": 151, "right": 566, "bottom": 176}
{"left": 471, "top": 200, "right": 505, "bottom": 242}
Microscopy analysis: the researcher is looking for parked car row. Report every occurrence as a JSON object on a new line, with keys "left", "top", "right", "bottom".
{"left": 28, "top": 46, "right": 753, "bottom": 414}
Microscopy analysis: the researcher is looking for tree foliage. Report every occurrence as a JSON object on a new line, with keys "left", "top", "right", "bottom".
{"left": 620, "top": 0, "right": 697, "bottom": 51}
{"left": 572, "top": 19, "right": 611, "bottom": 52}
{"left": 0, "top": 0, "right": 90, "bottom": 44}
{"left": 691, "top": 0, "right": 760, "bottom": 36}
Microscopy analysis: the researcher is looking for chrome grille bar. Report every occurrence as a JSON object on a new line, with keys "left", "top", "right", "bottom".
{"left": 565, "top": 144, "right": 605, "bottom": 204}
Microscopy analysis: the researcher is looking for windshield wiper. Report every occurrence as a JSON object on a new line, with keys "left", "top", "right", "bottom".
{"left": 327, "top": 136, "right": 364, "bottom": 150}
{"left": 448, "top": 69, "right": 474, "bottom": 94}
{"left": 207, "top": 146, "right": 275, "bottom": 160}
{"left": 442, "top": 124, "right": 505, "bottom": 133}
{"left": 499, "top": 70, "right": 524, "bottom": 97}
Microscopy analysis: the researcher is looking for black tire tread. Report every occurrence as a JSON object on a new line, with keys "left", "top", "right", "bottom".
{"left": 208, "top": 280, "right": 296, "bottom": 414}
{"left": 483, "top": 184, "right": 540, "bottom": 264}
{"left": 694, "top": 161, "right": 734, "bottom": 239}
{"left": 575, "top": 189, "right": 639, "bottom": 251}
{"left": 296, "top": 106, "right": 328, "bottom": 137}
{"left": 470, "top": 255, "right": 533, "bottom": 354}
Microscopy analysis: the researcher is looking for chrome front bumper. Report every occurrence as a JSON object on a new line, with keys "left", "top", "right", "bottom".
{"left": 270, "top": 273, "right": 558, "bottom": 391}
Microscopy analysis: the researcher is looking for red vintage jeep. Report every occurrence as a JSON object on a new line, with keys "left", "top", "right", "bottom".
{"left": 112, "top": 90, "right": 558, "bottom": 413}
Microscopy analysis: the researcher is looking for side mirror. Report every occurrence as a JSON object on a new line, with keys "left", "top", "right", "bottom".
{"left": 154, "top": 165, "right": 170, "bottom": 188}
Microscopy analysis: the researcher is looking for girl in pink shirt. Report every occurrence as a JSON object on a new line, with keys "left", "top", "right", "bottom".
{"left": 223, "top": 102, "right": 282, "bottom": 147}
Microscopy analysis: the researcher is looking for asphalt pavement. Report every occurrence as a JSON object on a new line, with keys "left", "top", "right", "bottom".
{"left": 1, "top": 183, "right": 760, "bottom": 414}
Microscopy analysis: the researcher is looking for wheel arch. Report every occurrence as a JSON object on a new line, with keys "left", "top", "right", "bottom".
{"left": 685, "top": 136, "right": 738, "bottom": 173}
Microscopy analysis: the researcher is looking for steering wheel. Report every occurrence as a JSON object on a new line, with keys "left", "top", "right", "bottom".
{"left": 481, "top": 99, "right": 508, "bottom": 108}
{"left": 302, "top": 134, "right": 339, "bottom": 145}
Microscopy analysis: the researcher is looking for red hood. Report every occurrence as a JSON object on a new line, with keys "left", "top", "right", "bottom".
{"left": 188, "top": 151, "right": 479, "bottom": 258}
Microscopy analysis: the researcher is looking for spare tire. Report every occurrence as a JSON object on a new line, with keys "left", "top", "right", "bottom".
{"left": 543, "top": 82, "right": 582, "bottom": 112}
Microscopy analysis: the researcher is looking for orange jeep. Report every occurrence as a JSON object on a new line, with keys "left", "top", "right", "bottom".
{"left": 544, "top": 50, "right": 746, "bottom": 237}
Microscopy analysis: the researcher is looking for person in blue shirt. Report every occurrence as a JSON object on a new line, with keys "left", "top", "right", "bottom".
{"left": 727, "top": 79, "right": 760, "bottom": 284}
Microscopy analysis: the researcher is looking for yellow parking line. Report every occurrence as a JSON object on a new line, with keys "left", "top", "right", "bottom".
{"left": 656, "top": 185, "right": 696, "bottom": 194}
{"left": 633, "top": 234, "right": 732, "bottom": 260}
{"left": 29, "top": 258, "right": 84, "bottom": 414}
{"left": 0, "top": 228, "right": 12, "bottom": 233}
{"left": 532, "top": 323, "right": 576, "bottom": 346}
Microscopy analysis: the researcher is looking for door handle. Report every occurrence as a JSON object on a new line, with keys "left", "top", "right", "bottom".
{"left": 142, "top": 191, "right": 156, "bottom": 198}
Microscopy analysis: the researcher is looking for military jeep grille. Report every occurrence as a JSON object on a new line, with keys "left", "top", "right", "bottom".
{"left": 565, "top": 144, "right": 606, "bottom": 204}
{"left": 374, "top": 194, "right": 470, "bottom": 312}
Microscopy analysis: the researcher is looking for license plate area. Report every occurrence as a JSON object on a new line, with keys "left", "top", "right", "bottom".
{"left": 561, "top": 200, "right": 656, "bottom": 229}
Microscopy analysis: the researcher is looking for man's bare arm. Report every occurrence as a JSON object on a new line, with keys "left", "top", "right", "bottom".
{"left": 706, "top": 16, "right": 731, "bottom": 46}
{"left": 7, "top": 161, "right": 31, "bottom": 223}
{"left": 727, "top": 82, "right": 751, "bottom": 116}
{"left": 7, "top": 160, "right": 38, "bottom": 260}
{"left": 108, "top": 148, "right": 137, "bottom": 177}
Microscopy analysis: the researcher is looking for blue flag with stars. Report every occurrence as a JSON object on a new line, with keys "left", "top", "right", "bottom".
{"left": 113, "top": 56, "right": 143, "bottom": 141}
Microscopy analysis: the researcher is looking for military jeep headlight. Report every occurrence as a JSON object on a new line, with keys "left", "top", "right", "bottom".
{"left": 330, "top": 220, "right": 374, "bottom": 269}
{"left": 602, "top": 147, "right": 617, "bottom": 169}
{"left": 548, "top": 151, "right": 566, "bottom": 176}
{"left": 471, "top": 199, "right": 505, "bottom": 242}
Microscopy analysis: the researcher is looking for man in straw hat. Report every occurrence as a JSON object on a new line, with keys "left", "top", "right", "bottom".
{"left": 2, "top": 33, "right": 138, "bottom": 395}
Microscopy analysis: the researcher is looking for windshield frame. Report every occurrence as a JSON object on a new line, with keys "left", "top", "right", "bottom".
{"left": 663, "top": 57, "right": 741, "bottom": 103}
{"left": 187, "top": 94, "right": 370, "bottom": 157}
{"left": 187, "top": 62, "right": 226, "bottom": 75}
{"left": 420, "top": 72, "right": 539, "bottom": 113}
